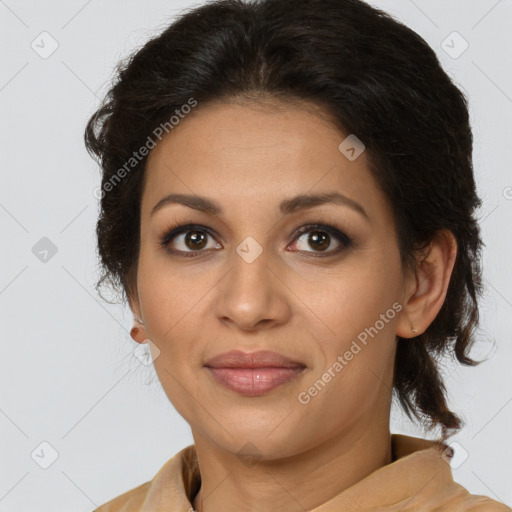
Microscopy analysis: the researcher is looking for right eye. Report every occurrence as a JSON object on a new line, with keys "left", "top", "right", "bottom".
{"left": 159, "top": 224, "right": 222, "bottom": 257}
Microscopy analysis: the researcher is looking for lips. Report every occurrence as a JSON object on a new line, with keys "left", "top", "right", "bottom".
{"left": 204, "top": 350, "right": 307, "bottom": 396}
{"left": 204, "top": 350, "right": 305, "bottom": 369}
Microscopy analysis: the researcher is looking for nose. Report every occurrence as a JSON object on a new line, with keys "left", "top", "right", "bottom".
{"left": 213, "top": 245, "right": 292, "bottom": 332}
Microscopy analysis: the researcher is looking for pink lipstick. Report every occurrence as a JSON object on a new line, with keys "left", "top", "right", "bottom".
{"left": 204, "top": 350, "right": 306, "bottom": 396}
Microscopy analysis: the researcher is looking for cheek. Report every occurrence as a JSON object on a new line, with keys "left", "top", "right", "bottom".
{"left": 138, "top": 272, "right": 201, "bottom": 417}
{"left": 137, "top": 249, "right": 199, "bottom": 341}
{"left": 295, "top": 276, "right": 400, "bottom": 442}
{"left": 296, "top": 249, "right": 402, "bottom": 407}
{"left": 304, "top": 251, "right": 402, "bottom": 345}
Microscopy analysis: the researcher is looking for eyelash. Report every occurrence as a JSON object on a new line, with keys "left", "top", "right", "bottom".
{"left": 158, "top": 221, "right": 355, "bottom": 258}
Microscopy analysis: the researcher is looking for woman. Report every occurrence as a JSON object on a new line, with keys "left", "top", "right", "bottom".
{"left": 85, "top": 0, "right": 510, "bottom": 510}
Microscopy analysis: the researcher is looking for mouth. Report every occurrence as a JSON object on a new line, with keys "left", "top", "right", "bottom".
{"left": 204, "top": 350, "right": 307, "bottom": 396}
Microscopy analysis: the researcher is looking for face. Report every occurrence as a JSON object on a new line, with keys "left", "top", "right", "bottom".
{"left": 130, "top": 99, "right": 415, "bottom": 459}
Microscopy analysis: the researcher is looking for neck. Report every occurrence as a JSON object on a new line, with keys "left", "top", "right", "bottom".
{"left": 191, "top": 421, "right": 392, "bottom": 512}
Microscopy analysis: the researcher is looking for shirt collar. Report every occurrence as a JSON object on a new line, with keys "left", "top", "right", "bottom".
{"left": 139, "top": 433, "right": 454, "bottom": 511}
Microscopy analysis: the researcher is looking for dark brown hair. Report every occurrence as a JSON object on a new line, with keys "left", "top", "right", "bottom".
{"left": 84, "top": 0, "right": 486, "bottom": 440}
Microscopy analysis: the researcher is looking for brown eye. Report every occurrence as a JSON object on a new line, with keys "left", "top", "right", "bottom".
{"left": 183, "top": 231, "right": 208, "bottom": 250}
{"left": 160, "top": 222, "right": 353, "bottom": 258}
{"left": 290, "top": 224, "right": 353, "bottom": 256}
{"left": 305, "top": 231, "right": 330, "bottom": 251}
{"left": 160, "top": 224, "right": 221, "bottom": 255}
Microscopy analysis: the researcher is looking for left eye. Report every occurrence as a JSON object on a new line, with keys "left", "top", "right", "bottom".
{"left": 289, "top": 225, "right": 352, "bottom": 256}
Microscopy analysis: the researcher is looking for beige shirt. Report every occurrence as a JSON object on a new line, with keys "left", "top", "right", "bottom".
{"left": 94, "top": 433, "right": 510, "bottom": 511}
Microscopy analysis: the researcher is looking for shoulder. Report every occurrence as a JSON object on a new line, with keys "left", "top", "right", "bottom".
{"left": 398, "top": 481, "right": 511, "bottom": 511}
{"left": 92, "top": 481, "right": 151, "bottom": 512}
{"left": 448, "top": 483, "right": 511, "bottom": 511}
{"left": 90, "top": 445, "right": 197, "bottom": 512}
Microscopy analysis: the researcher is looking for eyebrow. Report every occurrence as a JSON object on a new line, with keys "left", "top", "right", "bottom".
{"left": 150, "top": 192, "right": 369, "bottom": 220}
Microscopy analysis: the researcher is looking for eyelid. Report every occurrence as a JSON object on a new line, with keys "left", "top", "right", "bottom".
{"left": 292, "top": 223, "right": 352, "bottom": 245}
{"left": 287, "top": 223, "right": 353, "bottom": 257}
{"left": 159, "top": 223, "right": 219, "bottom": 252}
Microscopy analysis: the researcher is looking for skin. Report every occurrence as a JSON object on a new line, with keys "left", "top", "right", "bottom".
{"left": 128, "top": 98, "right": 458, "bottom": 512}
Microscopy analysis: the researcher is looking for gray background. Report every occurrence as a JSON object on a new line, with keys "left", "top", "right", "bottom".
{"left": 1, "top": 0, "right": 511, "bottom": 510}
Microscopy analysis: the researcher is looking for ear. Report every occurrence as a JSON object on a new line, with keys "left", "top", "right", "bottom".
{"left": 396, "top": 229, "right": 458, "bottom": 339}
{"left": 127, "top": 286, "right": 149, "bottom": 344}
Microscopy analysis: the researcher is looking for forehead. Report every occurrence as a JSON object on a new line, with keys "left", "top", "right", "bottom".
{"left": 141, "top": 100, "right": 390, "bottom": 226}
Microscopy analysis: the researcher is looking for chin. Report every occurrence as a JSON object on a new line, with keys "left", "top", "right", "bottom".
{"left": 196, "top": 417, "right": 309, "bottom": 461}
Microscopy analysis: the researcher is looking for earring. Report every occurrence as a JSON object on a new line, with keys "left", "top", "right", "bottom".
{"left": 130, "top": 324, "right": 148, "bottom": 343}
{"left": 410, "top": 324, "right": 418, "bottom": 333}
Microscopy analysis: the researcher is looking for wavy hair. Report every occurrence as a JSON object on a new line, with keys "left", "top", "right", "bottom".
{"left": 84, "top": 0, "right": 486, "bottom": 439}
